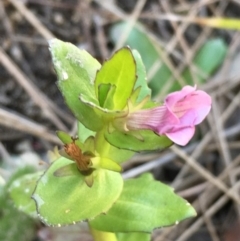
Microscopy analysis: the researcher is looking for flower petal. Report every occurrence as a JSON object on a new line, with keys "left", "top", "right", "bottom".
{"left": 178, "top": 105, "right": 211, "bottom": 126}
{"left": 184, "top": 89, "right": 212, "bottom": 110}
{"left": 166, "top": 126, "right": 195, "bottom": 146}
{"left": 165, "top": 85, "right": 196, "bottom": 109}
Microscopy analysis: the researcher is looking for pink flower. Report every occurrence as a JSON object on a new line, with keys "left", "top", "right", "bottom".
{"left": 125, "top": 86, "right": 212, "bottom": 146}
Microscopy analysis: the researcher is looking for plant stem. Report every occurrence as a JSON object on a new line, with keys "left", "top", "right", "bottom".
{"left": 90, "top": 227, "right": 118, "bottom": 241}
{"left": 95, "top": 128, "right": 112, "bottom": 158}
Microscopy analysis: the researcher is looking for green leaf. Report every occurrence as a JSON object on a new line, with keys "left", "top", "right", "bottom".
{"left": 91, "top": 157, "right": 122, "bottom": 172}
{"left": 9, "top": 172, "right": 42, "bottom": 217}
{"left": 95, "top": 47, "right": 137, "bottom": 110}
{"left": 49, "top": 39, "right": 103, "bottom": 131}
{"left": 79, "top": 94, "right": 126, "bottom": 122}
{"left": 53, "top": 163, "right": 76, "bottom": 177}
{"left": 49, "top": 39, "right": 101, "bottom": 84}
{"left": 105, "top": 129, "right": 172, "bottom": 152}
{"left": 117, "top": 232, "right": 151, "bottom": 241}
{"left": 83, "top": 136, "right": 95, "bottom": 154}
{"left": 98, "top": 83, "right": 112, "bottom": 107}
{"left": 0, "top": 200, "right": 36, "bottom": 241}
{"left": 132, "top": 50, "right": 152, "bottom": 103}
{"left": 90, "top": 174, "right": 196, "bottom": 232}
{"left": 172, "top": 38, "right": 227, "bottom": 91}
{"left": 56, "top": 130, "right": 84, "bottom": 150}
{"left": 0, "top": 168, "right": 37, "bottom": 241}
{"left": 191, "top": 39, "right": 226, "bottom": 80}
{"left": 110, "top": 23, "right": 172, "bottom": 96}
{"left": 33, "top": 157, "right": 123, "bottom": 226}
{"left": 99, "top": 157, "right": 122, "bottom": 172}
{"left": 95, "top": 129, "right": 134, "bottom": 164}
{"left": 57, "top": 130, "right": 73, "bottom": 144}
{"left": 98, "top": 84, "right": 117, "bottom": 110}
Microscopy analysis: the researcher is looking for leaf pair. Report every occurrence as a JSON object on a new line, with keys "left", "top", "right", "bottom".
{"left": 10, "top": 166, "right": 195, "bottom": 233}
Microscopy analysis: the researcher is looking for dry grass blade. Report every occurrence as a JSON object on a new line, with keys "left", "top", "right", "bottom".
{"left": 156, "top": 1, "right": 228, "bottom": 98}
{"left": 176, "top": 182, "right": 240, "bottom": 241}
{"left": 158, "top": 154, "right": 240, "bottom": 241}
{"left": 170, "top": 145, "right": 240, "bottom": 205}
{"left": 199, "top": 195, "right": 221, "bottom": 241}
{"left": 113, "top": 0, "right": 147, "bottom": 52}
{"left": 160, "top": 0, "right": 198, "bottom": 85}
{"left": 210, "top": 97, "right": 240, "bottom": 212}
{"left": 9, "top": 0, "right": 54, "bottom": 40}
{"left": 122, "top": 143, "right": 197, "bottom": 179}
{"left": 0, "top": 108, "right": 60, "bottom": 144}
{"left": 93, "top": 0, "right": 127, "bottom": 20}
{"left": 177, "top": 182, "right": 207, "bottom": 198}
{"left": 0, "top": 47, "right": 70, "bottom": 131}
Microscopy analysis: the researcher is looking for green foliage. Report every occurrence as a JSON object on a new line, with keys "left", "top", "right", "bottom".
{"left": 105, "top": 129, "right": 172, "bottom": 152}
{"left": 95, "top": 129, "right": 135, "bottom": 163}
{"left": 0, "top": 168, "right": 36, "bottom": 241}
{"left": 90, "top": 174, "right": 196, "bottom": 232}
{"left": 117, "top": 232, "right": 151, "bottom": 241}
{"left": 176, "top": 39, "right": 227, "bottom": 91}
{"left": 110, "top": 22, "right": 172, "bottom": 96}
{"left": 57, "top": 130, "right": 73, "bottom": 144}
{"left": 49, "top": 39, "right": 103, "bottom": 131}
{"left": 9, "top": 39, "right": 198, "bottom": 241}
{"left": 95, "top": 47, "right": 136, "bottom": 110}
{"left": 0, "top": 200, "right": 36, "bottom": 241}
{"left": 9, "top": 172, "right": 42, "bottom": 217}
{"left": 132, "top": 49, "right": 152, "bottom": 103}
{"left": 32, "top": 157, "right": 123, "bottom": 226}
{"left": 56, "top": 130, "right": 84, "bottom": 150}
{"left": 92, "top": 157, "right": 122, "bottom": 172}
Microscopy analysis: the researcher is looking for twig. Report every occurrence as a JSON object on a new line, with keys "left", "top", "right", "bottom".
{"left": 0, "top": 47, "right": 70, "bottom": 131}
{"left": 176, "top": 182, "right": 240, "bottom": 241}
{"left": 9, "top": 0, "right": 54, "bottom": 39}
{"left": 177, "top": 182, "right": 207, "bottom": 198}
{"left": 158, "top": 154, "right": 240, "bottom": 240}
{"left": 0, "top": 108, "right": 60, "bottom": 144}
{"left": 171, "top": 145, "right": 240, "bottom": 205}
{"left": 210, "top": 97, "right": 240, "bottom": 212}
{"left": 160, "top": 0, "right": 199, "bottom": 85}
{"left": 113, "top": 0, "right": 147, "bottom": 52}
{"left": 199, "top": 195, "right": 221, "bottom": 241}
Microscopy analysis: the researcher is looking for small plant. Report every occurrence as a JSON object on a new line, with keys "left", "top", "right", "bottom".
{"left": 9, "top": 39, "right": 212, "bottom": 241}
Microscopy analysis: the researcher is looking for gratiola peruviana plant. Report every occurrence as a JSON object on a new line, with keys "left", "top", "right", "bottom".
{"left": 9, "top": 39, "right": 212, "bottom": 241}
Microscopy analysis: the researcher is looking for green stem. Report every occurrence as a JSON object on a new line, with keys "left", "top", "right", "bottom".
{"left": 90, "top": 226, "right": 118, "bottom": 241}
{"left": 95, "top": 128, "right": 112, "bottom": 158}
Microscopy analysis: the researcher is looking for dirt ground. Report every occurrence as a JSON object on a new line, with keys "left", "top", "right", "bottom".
{"left": 1, "top": 0, "right": 240, "bottom": 241}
